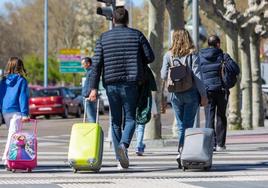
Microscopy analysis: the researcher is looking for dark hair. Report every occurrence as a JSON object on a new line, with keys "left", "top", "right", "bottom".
{"left": 208, "top": 35, "right": 221, "bottom": 48}
{"left": 82, "top": 57, "right": 92, "bottom": 65}
{"left": 113, "top": 7, "right": 129, "bottom": 25}
{"left": 5, "top": 56, "right": 27, "bottom": 76}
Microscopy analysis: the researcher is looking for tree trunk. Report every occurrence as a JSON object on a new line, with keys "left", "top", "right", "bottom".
{"left": 250, "top": 33, "right": 264, "bottom": 128}
{"left": 166, "top": 0, "right": 184, "bottom": 30}
{"left": 144, "top": 0, "right": 165, "bottom": 139}
{"left": 225, "top": 34, "right": 242, "bottom": 130}
{"left": 239, "top": 29, "right": 253, "bottom": 130}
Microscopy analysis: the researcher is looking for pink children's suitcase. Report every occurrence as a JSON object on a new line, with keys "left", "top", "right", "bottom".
{"left": 7, "top": 119, "right": 37, "bottom": 172}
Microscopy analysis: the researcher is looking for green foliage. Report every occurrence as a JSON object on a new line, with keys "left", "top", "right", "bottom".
{"left": 47, "top": 56, "right": 61, "bottom": 85}
{"left": 23, "top": 54, "right": 43, "bottom": 85}
{"left": 23, "top": 54, "right": 83, "bottom": 86}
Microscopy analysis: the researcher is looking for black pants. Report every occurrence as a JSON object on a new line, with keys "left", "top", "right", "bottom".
{"left": 205, "top": 90, "right": 228, "bottom": 147}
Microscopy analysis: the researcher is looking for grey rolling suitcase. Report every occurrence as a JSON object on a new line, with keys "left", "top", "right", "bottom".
{"left": 180, "top": 128, "right": 214, "bottom": 171}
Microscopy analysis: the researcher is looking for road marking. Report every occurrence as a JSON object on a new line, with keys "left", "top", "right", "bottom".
{"left": 0, "top": 134, "right": 267, "bottom": 188}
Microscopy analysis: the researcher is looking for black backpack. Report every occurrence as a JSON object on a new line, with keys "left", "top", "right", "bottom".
{"left": 167, "top": 54, "right": 193, "bottom": 93}
{"left": 221, "top": 53, "right": 240, "bottom": 89}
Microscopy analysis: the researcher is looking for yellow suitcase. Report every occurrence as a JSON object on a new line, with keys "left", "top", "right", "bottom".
{"left": 68, "top": 99, "right": 103, "bottom": 173}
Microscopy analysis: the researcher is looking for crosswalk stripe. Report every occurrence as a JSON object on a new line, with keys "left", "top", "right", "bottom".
{"left": 1, "top": 135, "right": 268, "bottom": 172}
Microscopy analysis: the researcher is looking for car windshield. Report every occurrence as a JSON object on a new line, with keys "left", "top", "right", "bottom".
{"left": 32, "top": 89, "right": 61, "bottom": 97}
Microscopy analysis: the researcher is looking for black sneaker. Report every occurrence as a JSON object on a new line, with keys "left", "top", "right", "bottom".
{"left": 117, "top": 144, "right": 129, "bottom": 169}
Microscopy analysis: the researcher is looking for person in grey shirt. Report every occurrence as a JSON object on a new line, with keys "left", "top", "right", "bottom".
{"left": 161, "top": 29, "right": 208, "bottom": 165}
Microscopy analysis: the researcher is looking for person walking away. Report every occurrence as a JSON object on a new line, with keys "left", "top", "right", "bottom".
{"left": 88, "top": 7, "right": 155, "bottom": 170}
{"left": 0, "top": 57, "right": 30, "bottom": 167}
{"left": 135, "top": 65, "right": 157, "bottom": 156}
{"left": 81, "top": 57, "right": 97, "bottom": 123}
{"left": 161, "top": 29, "right": 208, "bottom": 164}
{"left": 199, "top": 35, "right": 236, "bottom": 152}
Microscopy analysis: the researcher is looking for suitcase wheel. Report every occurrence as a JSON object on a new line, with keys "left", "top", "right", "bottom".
{"left": 11, "top": 169, "right": 16, "bottom": 173}
{"left": 27, "top": 168, "right": 32, "bottom": 173}
{"left": 73, "top": 168, "right": 78, "bottom": 173}
{"left": 182, "top": 166, "right": 187, "bottom": 171}
{"left": 5, "top": 167, "right": 11, "bottom": 172}
{"left": 204, "top": 166, "right": 211, "bottom": 171}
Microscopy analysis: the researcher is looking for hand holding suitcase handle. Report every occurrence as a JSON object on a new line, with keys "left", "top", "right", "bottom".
{"left": 84, "top": 97, "right": 100, "bottom": 124}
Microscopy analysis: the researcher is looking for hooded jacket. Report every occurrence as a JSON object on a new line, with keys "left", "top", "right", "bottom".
{"left": 199, "top": 47, "right": 224, "bottom": 92}
{"left": 0, "top": 74, "right": 29, "bottom": 116}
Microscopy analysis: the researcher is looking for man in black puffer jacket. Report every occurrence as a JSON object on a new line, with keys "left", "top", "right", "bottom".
{"left": 89, "top": 7, "right": 154, "bottom": 170}
{"left": 199, "top": 35, "right": 235, "bottom": 152}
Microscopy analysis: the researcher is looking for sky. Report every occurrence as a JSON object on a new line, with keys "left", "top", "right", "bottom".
{"left": 0, "top": 0, "right": 22, "bottom": 14}
{"left": 132, "top": 0, "right": 144, "bottom": 6}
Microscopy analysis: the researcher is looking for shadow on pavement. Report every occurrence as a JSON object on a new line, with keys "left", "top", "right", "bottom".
{"left": 1, "top": 162, "right": 268, "bottom": 174}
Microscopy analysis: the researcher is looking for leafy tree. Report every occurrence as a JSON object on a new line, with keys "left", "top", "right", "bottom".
{"left": 24, "top": 55, "right": 44, "bottom": 85}
{"left": 23, "top": 54, "right": 82, "bottom": 86}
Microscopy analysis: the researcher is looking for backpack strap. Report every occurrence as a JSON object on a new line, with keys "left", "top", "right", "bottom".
{"left": 169, "top": 53, "right": 175, "bottom": 67}
{"left": 189, "top": 54, "right": 193, "bottom": 68}
{"left": 185, "top": 53, "right": 193, "bottom": 69}
{"left": 220, "top": 53, "right": 228, "bottom": 91}
{"left": 220, "top": 53, "right": 226, "bottom": 77}
{"left": 169, "top": 52, "right": 183, "bottom": 67}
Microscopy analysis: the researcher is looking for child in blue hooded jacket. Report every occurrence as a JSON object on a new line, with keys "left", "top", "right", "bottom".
{"left": 0, "top": 57, "right": 30, "bottom": 166}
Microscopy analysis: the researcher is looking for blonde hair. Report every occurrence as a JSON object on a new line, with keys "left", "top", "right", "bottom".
{"left": 5, "top": 57, "right": 27, "bottom": 76}
{"left": 169, "top": 29, "right": 196, "bottom": 57}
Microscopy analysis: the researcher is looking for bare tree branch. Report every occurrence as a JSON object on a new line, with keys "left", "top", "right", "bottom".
{"left": 200, "top": 0, "right": 236, "bottom": 35}
{"left": 239, "top": 0, "right": 268, "bottom": 25}
{"left": 224, "top": 0, "right": 240, "bottom": 21}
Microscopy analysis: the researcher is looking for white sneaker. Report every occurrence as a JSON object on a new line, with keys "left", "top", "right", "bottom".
{"left": 216, "top": 146, "right": 226, "bottom": 152}
{"left": 117, "top": 162, "right": 128, "bottom": 171}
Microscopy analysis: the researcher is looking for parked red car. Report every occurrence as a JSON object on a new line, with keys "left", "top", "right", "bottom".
{"left": 29, "top": 87, "right": 82, "bottom": 119}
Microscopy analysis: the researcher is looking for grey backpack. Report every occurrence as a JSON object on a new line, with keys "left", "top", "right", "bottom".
{"left": 167, "top": 54, "right": 193, "bottom": 93}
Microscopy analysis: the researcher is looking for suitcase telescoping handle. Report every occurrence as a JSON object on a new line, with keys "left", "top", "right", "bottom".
{"left": 83, "top": 97, "right": 100, "bottom": 124}
{"left": 18, "top": 119, "right": 37, "bottom": 136}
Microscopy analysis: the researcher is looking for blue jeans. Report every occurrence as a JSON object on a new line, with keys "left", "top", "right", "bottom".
{"left": 83, "top": 98, "right": 97, "bottom": 123}
{"left": 136, "top": 124, "right": 145, "bottom": 149}
{"left": 171, "top": 88, "right": 200, "bottom": 148}
{"left": 106, "top": 82, "right": 138, "bottom": 160}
